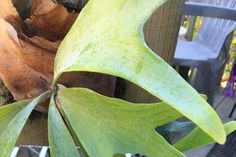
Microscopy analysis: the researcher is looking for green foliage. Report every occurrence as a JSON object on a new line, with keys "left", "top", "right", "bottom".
{"left": 0, "top": 100, "right": 30, "bottom": 157}
{"left": 48, "top": 96, "right": 79, "bottom": 157}
{"left": 183, "top": 16, "right": 202, "bottom": 40}
{"left": 0, "top": 92, "right": 50, "bottom": 157}
{"left": 0, "top": 0, "right": 236, "bottom": 157}
{"left": 53, "top": 0, "right": 225, "bottom": 144}
{"left": 57, "top": 88, "right": 183, "bottom": 157}
{"left": 173, "top": 121, "right": 236, "bottom": 152}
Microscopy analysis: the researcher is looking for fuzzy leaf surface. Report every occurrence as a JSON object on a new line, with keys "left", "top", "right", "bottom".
{"left": 54, "top": 0, "right": 225, "bottom": 143}
{"left": 57, "top": 88, "right": 184, "bottom": 157}
{"left": 48, "top": 96, "right": 80, "bottom": 157}
{"left": 0, "top": 92, "right": 50, "bottom": 157}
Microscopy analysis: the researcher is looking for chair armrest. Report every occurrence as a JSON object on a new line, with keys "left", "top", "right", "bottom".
{"left": 184, "top": 2, "right": 236, "bottom": 21}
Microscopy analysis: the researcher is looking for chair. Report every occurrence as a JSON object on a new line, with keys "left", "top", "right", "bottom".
{"left": 173, "top": 0, "right": 236, "bottom": 105}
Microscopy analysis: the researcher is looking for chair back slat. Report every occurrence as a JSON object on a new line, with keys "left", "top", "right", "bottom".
{"left": 189, "top": 0, "right": 236, "bottom": 54}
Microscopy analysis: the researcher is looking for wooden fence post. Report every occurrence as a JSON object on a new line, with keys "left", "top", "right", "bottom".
{"left": 121, "top": 0, "right": 185, "bottom": 103}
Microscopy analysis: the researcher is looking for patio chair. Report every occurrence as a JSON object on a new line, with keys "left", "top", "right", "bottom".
{"left": 173, "top": 0, "right": 236, "bottom": 105}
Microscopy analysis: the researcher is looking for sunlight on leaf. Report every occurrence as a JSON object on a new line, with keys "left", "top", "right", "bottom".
{"left": 0, "top": 91, "right": 51, "bottom": 157}
{"left": 48, "top": 96, "right": 80, "bottom": 157}
{"left": 173, "top": 121, "right": 236, "bottom": 152}
{"left": 53, "top": 0, "right": 225, "bottom": 143}
{"left": 57, "top": 88, "right": 184, "bottom": 157}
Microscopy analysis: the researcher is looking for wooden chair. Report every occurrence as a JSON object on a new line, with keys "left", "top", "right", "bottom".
{"left": 173, "top": 0, "right": 236, "bottom": 105}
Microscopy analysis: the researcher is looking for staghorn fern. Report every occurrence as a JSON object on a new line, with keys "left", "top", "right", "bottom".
{"left": 0, "top": 0, "right": 235, "bottom": 157}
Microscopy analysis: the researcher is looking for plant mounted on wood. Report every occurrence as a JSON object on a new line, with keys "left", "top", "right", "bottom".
{"left": 0, "top": 0, "right": 236, "bottom": 157}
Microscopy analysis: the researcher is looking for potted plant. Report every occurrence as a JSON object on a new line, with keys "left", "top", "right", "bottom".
{"left": 0, "top": 0, "right": 235, "bottom": 156}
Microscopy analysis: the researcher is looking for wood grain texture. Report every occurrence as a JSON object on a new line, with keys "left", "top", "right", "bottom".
{"left": 122, "top": 0, "right": 184, "bottom": 103}
{"left": 144, "top": 0, "right": 184, "bottom": 64}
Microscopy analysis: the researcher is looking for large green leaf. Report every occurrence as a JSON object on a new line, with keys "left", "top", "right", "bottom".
{"left": 0, "top": 91, "right": 51, "bottom": 157}
{"left": 173, "top": 121, "right": 236, "bottom": 152}
{"left": 48, "top": 96, "right": 80, "bottom": 157}
{"left": 57, "top": 88, "right": 184, "bottom": 157}
{"left": 53, "top": 0, "right": 225, "bottom": 143}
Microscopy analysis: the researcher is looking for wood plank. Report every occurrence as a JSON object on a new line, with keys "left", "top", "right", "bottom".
{"left": 122, "top": 0, "right": 184, "bottom": 103}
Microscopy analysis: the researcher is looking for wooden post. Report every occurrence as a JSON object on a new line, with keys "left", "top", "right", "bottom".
{"left": 121, "top": 0, "right": 184, "bottom": 103}
{"left": 144, "top": 0, "right": 184, "bottom": 63}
